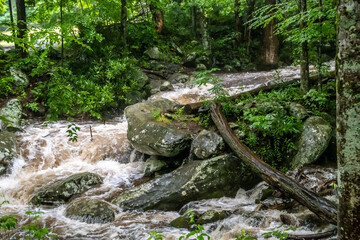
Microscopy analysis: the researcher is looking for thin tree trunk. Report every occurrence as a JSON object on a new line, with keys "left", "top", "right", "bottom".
{"left": 121, "top": 0, "right": 127, "bottom": 48}
{"left": 15, "top": 0, "right": 27, "bottom": 56}
{"left": 262, "top": 0, "right": 279, "bottom": 69}
{"left": 149, "top": 2, "right": 164, "bottom": 34}
{"left": 8, "top": 0, "right": 16, "bottom": 40}
{"left": 210, "top": 102, "right": 337, "bottom": 224}
{"left": 317, "top": 0, "right": 323, "bottom": 91}
{"left": 246, "top": 0, "right": 255, "bottom": 55}
{"left": 60, "top": 0, "right": 64, "bottom": 65}
{"left": 336, "top": 0, "right": 360, "bottom": 238}
{"left": 198, "top": 7, "right": 211, "bottom": 53}
{"left": 299, "top": 0, "right": 309, "bottom": 92}
{"left": 191, "top": 6, "right": 197, "bottom": 37}
{"left": 234, "top": 0, "right": 242, "bottom": 44}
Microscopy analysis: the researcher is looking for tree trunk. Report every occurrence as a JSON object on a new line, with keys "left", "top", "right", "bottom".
{"left": 336, "top": 0, "right": 360, "bottom": 238}
{"left": 317, "top": 0, "right": 323, "bottom": 90}
{"left": 210, "top": 102, "right": 337, "bottom": 224}
{"left": 299, "top": 0, "right": 309, "bottom": 92}
{"left": 15, "top": 0, "right": 27, "bottom": 56}
{"left": 60, "top": 0, "right": 64, "bottom": 65}
{"left": 8, "top": 0, "right": 16, "bottom": 40}
{"left": 121, "top": 0, "right": 128, "bottom": 48}
{"left": 198, "top": 7, "right": 211, "bottom": 53}
{"left": 261, "top": 0, "right": 279, "bottom": 69}
{"left": 149, "top": 2, "right": 164, "bottom": 34}
{"left": 246, "top": 0, "right": 255, "bottom": 55}
{"left": 191, "top": 6, "right": 197, "bottom": 37}
{"left": 234, "top": 0, "right": 242, "bottom": 44}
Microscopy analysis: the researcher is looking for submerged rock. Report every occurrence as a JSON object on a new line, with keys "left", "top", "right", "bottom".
{"left": 125, "top": 99, "right": 192, "bottom": 157}
{"left": 0, "top": 131, "right": 17, "bottom": 176}
{"left": 111, "top": 154, "right": 258, "bottom": 211}
{"left": 30, "top": 172, "right": 103, "bottom": 206}
{"left": 290, "top": 116, "right": 332, "bottom": 169}
{"left": 65, "top": 198, "right": 115, "bottom": 224}
{"left": 192, "top": 130, "right": 225, "bottom": 159}
{"left": 0, "top": 99, "right": 23, "bottom": 131}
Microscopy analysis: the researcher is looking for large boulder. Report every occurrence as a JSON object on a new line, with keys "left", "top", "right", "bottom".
{"left": 0, "top": 131, "right": 17, "bottom": 176}
{"left": 169, "top": 73, "right": 189, "bottom": 84}
{"left": 30, "top": 172, "right": 103, "bottom": 206}
{"left": 0, "top": 99, "right": 23, "bottom": 131}
{"left": 289, "top": 102, "right": 308, "bottom": 120}
{"left": 192, "top": 130, "right": 225, "bottom": 159}
{"left": 111, "top": 154, "right": 259, "bottom": 211}
{"left": 10, "top": 67, "right": 29, "bottom": 88}
{"left": 125, "top": 99, "right": 192, "bottom": 157}
{"left": 144, "top": 47, "right": 168, "bottom": 61}
{"left": 290, "top": 116, "right": 332, "bottom": 169}
{"left": 65, "top": 198, "right": 116, "bottom": 224}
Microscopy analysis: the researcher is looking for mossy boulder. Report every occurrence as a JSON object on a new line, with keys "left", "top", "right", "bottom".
{"left": 111, "top": 154, "right": 258, "bottom": 211}
{"left": 192, "top": 130, "right": 225, "bottom": 160}
{"left": 197, "top": 210, "right": 230, "bottom": 225}
{"left": 290, "top": 116, "right": 332, "bottom": 169}
{"left": 0, "top": 131, "right": 17, "bottom": 176}
{"left": 170, "top": 210, "right": 229, "bottom": 229}
{"left": 289, "top": 102, "right": 308, "bottom": 120}
{"left": 125, "top": 99, "right": 192, "bottom": 157}
{"left": 10, "top": 67, "right": 29, "bottom": 88}
{"left": 30, "top": 172, "right": 103, "bottom": 206}
{"left": 65, "top": 198, "right": 115, "bottom": 224}
{"left": 0, "top": 99, "right": 23, "bottom": 131}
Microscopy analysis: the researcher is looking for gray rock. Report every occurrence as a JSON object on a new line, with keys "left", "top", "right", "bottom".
{"left": 65, "top": 198, "right": 115, "bottom": 224}
{"left": 0, "top": 131, "right": 17, "bottom": 176}
{"left": 149, "top": 60, "right": 166, "bottom": 71}
{"left": 144, "top": 47, "right": 167, "bottom": 61}
{"left": 0, "top": 99, "right": 23, "bottom": 131}
{"left": 160, "top": 81, "right": 174, "bottom": 91}
{"left": 144, "top": 156, "right": 168, "bottom": 177}
{"left": 169, "top": 73, "right": 189, "bottom": 84}
{"left": 196, "top": 64, "right": 207, "bottom": 71}
{"left": 197, "top": 210, "right": 230, "bottom": 225}
{"left": 30, "top": 172, "right": 103, "bottom": 206}
{"left": 125, "top": 99, "right": 192, "bottom": 157}
{"left": 223, "top": 65, "right": 234, "bottom": 72}
{"left": 290, "top": 116, "right": 332, "bottom": 169}
{"left": 192, "top": 130, "right": 225, "bottom": 159}
{"left": 289, "top": 102, "right": 308, "bottom": 120}
{"left": 111, "top": 154, "right": 259, "bottom": 211}
{"left": 10, "top": 67, "right": 29, "bottom": 88}
{"left": 171, "top": 42, "right": 183, "bottom": 56}
{"left": 184, "top": 52, "right": 197, "bottom": 67}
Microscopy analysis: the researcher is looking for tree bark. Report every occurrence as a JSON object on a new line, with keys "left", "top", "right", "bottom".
{"left": 121, "top": 0, "right": 128, "bottom": 48}
{"left": 234, "top": 0, "right": 242, "bottom": 44}
{"left": 198, "top": 7, "right": 211, "bottom": 54}
{"left": 261, "top": 0, "right": 279, "bottom": 69}
{"left": 299, "top": 0, "right": 309, "bottom": 92}
{"left": 336, "top": 0, "right": 360, "bottom": 239}
{"left": 191, "top": 6, "right": 197, "bottom": 37}
{"left": 246, "top": 0, "right": 255, "bottom": 55}
{"left": 15, "top": 0, "right": 27, "bottom": 56}
{"left": 149, "top": 2, "right": 164, "bottom": 34}
{"left": 8, "top": 0, "right": 16, "bottom": 40}
{"left": 210, "top": 102, "right": 337, "bottom": 224}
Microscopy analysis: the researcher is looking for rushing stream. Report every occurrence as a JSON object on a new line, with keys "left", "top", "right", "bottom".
{"left": 1, "top": 63, "right": 336, "bottom": 240}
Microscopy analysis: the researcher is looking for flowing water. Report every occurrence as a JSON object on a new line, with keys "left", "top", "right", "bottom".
{"left": 0, "top": 63, "right": 336, "bottom": 240}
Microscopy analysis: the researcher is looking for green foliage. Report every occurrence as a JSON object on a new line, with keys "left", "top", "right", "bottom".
{"left": 0, "top": 201, "right": 18, "bottom": 231}
{"left": 235, "top": 230, "right": 257, "bottom": 240}
{"left": 262, "top": 226, "right": 297, "bottom": 240}
{"left": 66, "top": 123, "right": 80, "bottom": 142}
{"left": 194, "top": 68, "right": 229, "bottom": 102}
{"left": 147, "top": 231, "right": 164, "bottom": 240}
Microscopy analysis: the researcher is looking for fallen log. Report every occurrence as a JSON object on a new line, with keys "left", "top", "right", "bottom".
{"left": 288, "top": 229, "right": 337, "bottom": 240}
{"left": 186, "top": 71, "right": 335, "bottom": 112}
{"left": 210, "top": 103, "right": 337, "bottom": 224}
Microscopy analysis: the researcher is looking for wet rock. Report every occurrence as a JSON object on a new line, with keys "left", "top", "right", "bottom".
{"left": 290, "top": 116, "right": 332, "bottom": 169}
{"left": 125, "top": 98, "right": 192, "bottom": 157}
{"left": 10, "top": 67, "right": 29, "bottom": 88}
{"left": 171, "top": 42, "right": 183, "bottom": 56}
{"left": 196, "top": 64, "right": 207, "bottom": 71}
{"left": 111, "top": 154, "right": 259, "bottom": 211}
{"left": 192, "top": 130, "right": 225, "bottom": 159}
{"left": 0, "top": 131, "right": 17, "bottom": 176}
{"left": 144, "top": 156, "right": 168, "bottom": 177}
{"left": 0, "top": 99, "right": 23, "bottom": 131}
{"left": 169, "top": 73, "right": 189, "bottom": 84}
{"left": 170, "top": 215, "right": 193, "bottom": 229}
{"left": 160, "top": 81, "right": 174, "bottom": 91}
{"left": 30, "top": 172, "right": 103, "bottom": 206}
{"left": 280, "top": 214, "right": 297, "bottom": 226}
{"left": 65, "top": 198, "right": 115, "bottom": 224}
{"left": 149, "top": 60, "right": 166, "bottom": 71}
{"left": 149, "top": 79, "right": 164, "bottom": 95}
{"left": 289, "top": 102, "right": 308, "bottom": 120}
{"left": 197, "top": 210, "right": 229, "bottom": 225}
